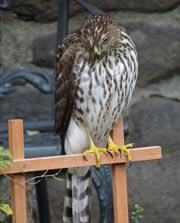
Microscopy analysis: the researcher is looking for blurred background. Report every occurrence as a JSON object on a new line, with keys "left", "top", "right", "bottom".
{"left": 0, "top": 0, "right": 180, "bottom": 223}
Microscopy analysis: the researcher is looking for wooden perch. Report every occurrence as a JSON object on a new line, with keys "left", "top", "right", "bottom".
{"left": 1, "top": 146, "right": 161, "bottom": 175}
{"left": 0, "top": 119, "right": 162, "bottom": 223}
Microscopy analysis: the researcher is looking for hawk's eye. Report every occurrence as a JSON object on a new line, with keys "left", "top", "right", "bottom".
{"left": 103, "top": 37, "right": 108, "bottom": 44}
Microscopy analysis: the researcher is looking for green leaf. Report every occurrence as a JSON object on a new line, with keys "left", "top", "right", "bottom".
{"left": 140, "top": 207, "right": 144, "bottom": 212}
{"left": 135, "top": 204, "right": 144, "bottom": 212}
{"left": 131, "top": 211, "right": 137, "bottom": 216}
{"left": 0, "top": 147, "right": 12, "bottom": 169}
{"left": 0, "top": 203, "right": 13, "bottom": 216}
{"left": 134, "top": 203, "right": 140, "bottom": 209}
{"left": 131, "top": 215, "right": 137, "bottom": 220}
{"left": 131, "top": 203, "right": 144, "bottom": 223}
{"left": 0, "top": 148, "right": 12, "bottom": 159}
{"left": 0, "top": 160, "right": 12, "bottom": 169}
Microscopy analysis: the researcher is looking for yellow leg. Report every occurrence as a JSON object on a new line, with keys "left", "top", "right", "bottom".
{"left": 107, "top": 135, "right": 133, "bottom": 161}
{"left": 83, "top": 134, "right": 107, "bottom": 167}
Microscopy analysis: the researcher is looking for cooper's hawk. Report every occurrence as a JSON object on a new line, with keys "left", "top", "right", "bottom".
{"left": 55, "top": 15, "right": 138, "bottom": 223}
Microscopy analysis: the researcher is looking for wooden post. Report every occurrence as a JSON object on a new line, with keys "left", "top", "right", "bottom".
{"left": 112, "top": 119, "right": 129, "bottom": 223}
{"left": 8, "top": 120, "right": 27, "bottom": 223}
{"left": 1, "top": 119, "right": 161, "bottom": 223}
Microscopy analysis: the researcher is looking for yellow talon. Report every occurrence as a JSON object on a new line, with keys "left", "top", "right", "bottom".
{"left": 107, "top": 135, "right": 133, "bottom": 161}
{"left": 83, "top": 134, "right": 107, "bottom": 167}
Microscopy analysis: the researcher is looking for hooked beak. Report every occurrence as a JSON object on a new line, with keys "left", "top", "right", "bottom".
{"left": 92, "top": 45, "right": 101, "bottom": 56}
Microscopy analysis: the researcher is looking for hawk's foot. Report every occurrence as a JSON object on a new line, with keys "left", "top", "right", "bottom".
{"left": 107, "top": 136, "right": 133, "bottom": 161}
{"left": 83, "top": 135, "right": 107, "bottom": 168}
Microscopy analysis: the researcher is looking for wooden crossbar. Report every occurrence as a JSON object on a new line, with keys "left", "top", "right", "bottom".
{"left": 0, "top": 119, "right": 162, "bottom": 223}
{"left": 1, "top": 146, "right": 161, "bottom": 175}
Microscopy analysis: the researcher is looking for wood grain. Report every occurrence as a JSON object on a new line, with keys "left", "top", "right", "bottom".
{"left": 112, "top": 120, "right": 129, "bottom": 223}
{"left": 0, "top": 119, "right": 162, "bottom": 223}
{"left": 0, "top": 146, "right": 162, "bottom": 175}
{"left": 8, "top": 120, "right": 27, "bottom": 223}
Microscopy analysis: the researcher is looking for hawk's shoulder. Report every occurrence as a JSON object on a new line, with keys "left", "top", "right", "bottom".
{"left": 57, "top": 31, "right": 81, "bottom": 61}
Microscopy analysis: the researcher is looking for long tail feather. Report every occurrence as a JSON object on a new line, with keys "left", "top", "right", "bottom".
{"left": 63, "top": 169, "right": 92, "bottom": 223}
{"left": 63, "top": 171, "right": 73, "bottom": 223}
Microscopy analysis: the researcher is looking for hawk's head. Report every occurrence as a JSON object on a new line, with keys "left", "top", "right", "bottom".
{"left": 81, "top": 15, "right": 125, "bottom": 56}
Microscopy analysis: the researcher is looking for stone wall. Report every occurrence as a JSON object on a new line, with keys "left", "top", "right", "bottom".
{"left": 0, "top": 0, "right": 180, "bottom": 223}
{"left": 1, "top": 1, "right": 180, "bottom": 84}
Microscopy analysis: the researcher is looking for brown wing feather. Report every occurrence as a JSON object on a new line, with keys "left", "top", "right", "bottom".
{"left": 55, "top": 32, "right": 81, "bottom": 154}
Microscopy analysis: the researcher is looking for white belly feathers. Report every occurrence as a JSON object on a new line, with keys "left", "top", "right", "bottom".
{"left": 65, "top": 52, "right": 137, "bottom": 154}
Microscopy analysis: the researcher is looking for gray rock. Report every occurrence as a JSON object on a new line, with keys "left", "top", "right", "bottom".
{"left": 0, "top": 11, "right": 56, "bottom": 69}
{"left": 7, "top": 0, "right": 58, "bottom": 23}
{"left": 7, "top": 0, "right": 180, "bottom": 22}
{"left": 2, "top": 6, "right": 180, "bottom": 84}
{"left": 71, "top": 0, "right": 180, "bottom": 14}
{"left": 110, "top": 7, "right": 180, "bottom": 85}
{"left": 32, "top": 34, "right": 56, "bottom": 68}
{"left": 127, "top": 97, "right": 180, "bottom": 223}
{"left": 132, "top": 74, "right": 180, "bottom": 105}
{"left": 27, "top": 183, "right": 39, "bottom": 223}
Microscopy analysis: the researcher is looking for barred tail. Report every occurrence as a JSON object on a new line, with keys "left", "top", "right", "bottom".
{"left": 63, "top": 169, "right": 92, "bottom": 223}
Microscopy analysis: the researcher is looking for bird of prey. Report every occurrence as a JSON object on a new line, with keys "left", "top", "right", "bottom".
{"left": 55, "top": 15, "right": 138, "bottom": 223}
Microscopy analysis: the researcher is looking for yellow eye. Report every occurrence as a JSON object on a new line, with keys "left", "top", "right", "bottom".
{"left": 103, "top": 37, "right": 108, "bottom": 43}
